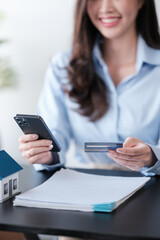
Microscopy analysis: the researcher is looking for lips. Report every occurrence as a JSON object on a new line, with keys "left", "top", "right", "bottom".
{"left": 99, "top": 17, "right": 121, "bottom": 27}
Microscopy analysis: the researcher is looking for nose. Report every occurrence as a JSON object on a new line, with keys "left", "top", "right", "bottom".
{"left": 99, "top": 0, "right": 114, "bottom": 13}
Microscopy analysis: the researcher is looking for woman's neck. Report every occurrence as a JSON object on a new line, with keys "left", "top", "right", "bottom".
{"left": 102, "top": 31, "right": 138, "bottom": 67}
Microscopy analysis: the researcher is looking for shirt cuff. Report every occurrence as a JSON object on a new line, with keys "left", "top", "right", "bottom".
{"left": 33, "top": 150, "right": 66, "bottom": 172}
{"left": 140, "top": 144, "right": 160, "bottom": 176}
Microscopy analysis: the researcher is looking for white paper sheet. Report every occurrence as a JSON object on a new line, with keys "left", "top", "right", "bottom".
{"left": 14, "top": 169, "right": 150, "bottom": 212}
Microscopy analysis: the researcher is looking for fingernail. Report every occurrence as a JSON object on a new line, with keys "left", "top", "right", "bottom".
{"left": 108, "top": 150, "right": 115, "bottom": 154}
{"left": 49, "top": 144, "right": 53, "bottom": 149}
{"left": 107, "top": 153, "right": 113, "bottom": 156}
{"left": 46, "top": 140, "right": 52, "bottom": 145}
{"left": 33, "top": 135, "right": 38, "bottom": 139}
{"left": 116, "top": 148, "right": 122, "bottom": 153}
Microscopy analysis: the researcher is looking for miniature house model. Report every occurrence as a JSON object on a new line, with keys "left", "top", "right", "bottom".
{"left": 0, "top": 150, "right": 23, "bottom": 202}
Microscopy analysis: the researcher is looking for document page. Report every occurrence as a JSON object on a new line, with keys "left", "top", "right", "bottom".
{"left": 14, "top": 169, "right": 150, "bottom": 212}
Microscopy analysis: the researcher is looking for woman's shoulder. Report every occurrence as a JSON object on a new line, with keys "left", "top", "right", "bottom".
{"left": 46, "top": 49, "right": 72, "bottom": 84}
{"left": 50, "top": 48, "right": 72, "bottom": 69}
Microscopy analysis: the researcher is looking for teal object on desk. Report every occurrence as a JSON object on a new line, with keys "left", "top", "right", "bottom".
{"left": 93, "top": 202, "right": 116, "bottom": 212}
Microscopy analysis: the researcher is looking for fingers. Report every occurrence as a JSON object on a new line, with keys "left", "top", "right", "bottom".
{"left": 112, "top": 157, "right": 142, "bottom": 171}
{"left": 107, "top": 142, "right": 152, "bottom": 171}
{"left": 116, "top": 144, "right": 149, "bottom": 156}
{"left": 107, "top": 152, "right": 145, "bottom": 171}
{"left": 19, "top": 139, "right": 53, "bottom": 152}
{"left": 123, "top": 137, "right": 143, "bottom": 148}
{"left": 18, "top": 134, "right": 54, "bottom": 165}
{"left": 22, "top": 145, "right": 53, "bottom": 160}
{"left": 18, "top": 134, "right": 38, "bottom": 143}
{"left": 108, "top": 150, "right": 143, "bottom": 162}
{"left": 25, "top": 151, "right": 53, "bottom": 165}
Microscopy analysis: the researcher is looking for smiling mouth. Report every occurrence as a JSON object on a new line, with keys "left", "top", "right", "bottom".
{"left": 99, "top": 17, "right": 121, "bottom": 27}
{"left": 101, "top": 18, "right": 120, "bottom": 23}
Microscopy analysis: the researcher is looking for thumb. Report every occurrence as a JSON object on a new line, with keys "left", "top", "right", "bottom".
{"left": 123, "top": 137, "right": 143, "bottom": 148}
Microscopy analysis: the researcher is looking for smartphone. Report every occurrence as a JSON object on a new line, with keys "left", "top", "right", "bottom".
{"left": 85, "top": 142, "right": 123, "bottom": 152}
{"left": 14, "top": 114, "right": 61, "bottom": 152}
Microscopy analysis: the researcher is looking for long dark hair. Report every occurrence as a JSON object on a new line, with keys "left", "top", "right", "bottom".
{"left": 65, "top": 0, "right": 160, "bottom": 121}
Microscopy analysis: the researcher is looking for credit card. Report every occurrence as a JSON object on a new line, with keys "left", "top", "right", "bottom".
{"left": 85, "top": 142, "right": 123, "bottom": 152}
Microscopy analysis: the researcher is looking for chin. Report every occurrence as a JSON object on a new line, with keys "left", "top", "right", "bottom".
{"left": 101, "top": 33, "right": 121, "bottom": 41}
{"left": 100, "top": 29, "right": 130, "bottom": 41}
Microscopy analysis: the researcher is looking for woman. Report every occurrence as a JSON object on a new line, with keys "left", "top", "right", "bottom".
{"left": 19, "top": 0, "right": 160, "bottom": 175}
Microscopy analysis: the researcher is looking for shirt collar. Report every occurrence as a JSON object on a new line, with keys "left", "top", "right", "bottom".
{"left": 136, "top": 35, "right": 160, "bottom": 69}
{"left": 92, "top": 35, "right": 160, "bottom": 69}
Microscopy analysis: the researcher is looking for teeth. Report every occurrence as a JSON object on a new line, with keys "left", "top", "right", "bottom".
{"left": 101, "top": 18, "right": 119, "bottom": 23}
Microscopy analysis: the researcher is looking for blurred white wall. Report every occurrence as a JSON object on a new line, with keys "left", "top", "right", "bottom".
{"left": 155, "top": 0, "right": 160, "bottom": 22}
{"left": 0, "top": 0, "right": 160, "bottom": 165}
{"left": 0, "top": 0, "right": 75, "bottom": 164}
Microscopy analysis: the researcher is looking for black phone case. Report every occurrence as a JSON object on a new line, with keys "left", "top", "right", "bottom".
{"left": 14, "top": 114, "right": 61, "bottom": 152}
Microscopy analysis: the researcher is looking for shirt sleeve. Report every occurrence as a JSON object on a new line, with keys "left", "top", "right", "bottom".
{"left": 140, "top": 144, "right": 160, "bottom": 176}
{"left": 34, "top": 52, "right": 73, "bottom": 171}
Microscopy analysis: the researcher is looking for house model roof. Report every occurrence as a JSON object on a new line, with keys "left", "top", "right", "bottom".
{"left": 0, "top": 150, "right": 23, "bottom": 180}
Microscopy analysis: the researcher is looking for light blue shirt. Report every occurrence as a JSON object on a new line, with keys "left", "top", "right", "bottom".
{"left": 35, "top": 35, "right": 160, "bottom": 176}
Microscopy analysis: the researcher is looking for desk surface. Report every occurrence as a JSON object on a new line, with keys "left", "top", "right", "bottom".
{"left": 0, "top": 165, "right": 160, "bottom": 240}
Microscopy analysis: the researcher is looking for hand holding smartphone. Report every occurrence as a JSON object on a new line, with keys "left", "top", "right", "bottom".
{"left": 14, "top": 114, "right": 61, "bottom": 152}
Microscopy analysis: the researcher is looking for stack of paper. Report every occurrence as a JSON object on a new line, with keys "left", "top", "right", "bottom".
{"left": 13, "top": 169, "right": 150, "bottom": 212}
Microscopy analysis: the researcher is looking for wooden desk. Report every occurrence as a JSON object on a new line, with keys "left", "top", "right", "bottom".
{"left": 0, "top": 165, "right": 160, "bottom": 240}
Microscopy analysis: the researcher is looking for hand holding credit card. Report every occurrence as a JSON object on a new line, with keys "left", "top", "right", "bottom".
{"left": 85, "top": 142, "right": 123, "bottom": 152}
